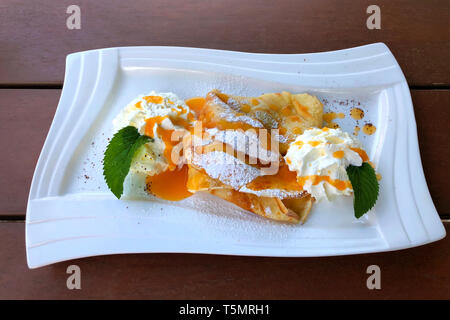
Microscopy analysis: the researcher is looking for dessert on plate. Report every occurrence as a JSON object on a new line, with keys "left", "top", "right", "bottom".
{"left": 103, "top": 89, "right": 379, "bottom": 224}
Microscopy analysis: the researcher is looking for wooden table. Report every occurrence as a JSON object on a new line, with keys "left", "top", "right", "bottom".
{"left": 0, "top": 0, "right": 449, "bottom": 299}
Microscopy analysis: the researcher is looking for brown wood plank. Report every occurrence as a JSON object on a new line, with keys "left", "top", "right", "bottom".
{"left": 1, "top": 89, "right": 449, "bottom": 216}
{"left": 0, "top": 90, "right": 59, "bottom": 215}
{"left": 0, "top": 0, "right": 449, "bottom": 86}
{"left": 0, "top": 221, "right": 448, "bottom": 299}
{"left": 412, "top": 90, "right": 450, "bottom": 216}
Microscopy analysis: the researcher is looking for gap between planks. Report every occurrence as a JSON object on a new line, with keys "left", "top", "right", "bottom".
{"left": 0, "top": 85, "right": 450, "bottom": 91}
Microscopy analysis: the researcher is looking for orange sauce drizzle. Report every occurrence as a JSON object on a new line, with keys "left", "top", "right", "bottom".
{"left": 144, "top": 116, "right": 166, "bottom": 136}
{"left": 308, "top": 141, "right": 321, "bottom": 147}
{"left": 323, "top": 112, "right": 345, "bottom": 128}
{"left": 241, "top": 104, "right": 251, "bottom": 113}
{"left": 350, "top": 108, "right": 364, "bottom": 120}
{"left": 349, "top": 147, "right": 369, "bottom": 162}
{"left": 216, "top": 92, "right": 229, "bottom": 103}
{"left": 293, "top": 100, "right": 311, "bottom": 118}
{"left": 146, "top": 165, "right": 192, "bottom": 201}
{"left": 297, "top": 175, "right": 352, "bottom": 191}
{"left": 143, "top": 114, "right": 194, "bottom": 201}
{"left": 143, "top": 95, "right": 163, "bottom": 104}
{"left": 185, "top": 97, "right": 206, "bottom": 116}
{"left": 332, "top": 150, "right": 345, "bottom": 159}
{"left": 362, "top": 123, "right": 376, "bottom": 135}
{"left": 144, "top": 116, "right": 192, "bottom": 171}
{"left": 246, "top": 165, "right": 301, "bottom": 192}
{"left": 281, "top": 106, "right": 292, "bottom": 116}
{"left": 268, "top": 104, "right": 278, "bottom": 111}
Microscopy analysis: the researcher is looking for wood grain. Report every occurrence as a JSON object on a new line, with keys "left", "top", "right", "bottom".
{"left": 0, "top": 90, "right": 58, "bottom": 215}
{"left": 0, "top": 0, "right": 449, "bottom": 86}
{"left": 412, "top": 90, "right": 450, "bottom": 216}
{"left": 0, "top": 221, "right": 448, "bottom": 299}
{"left": 1, "top": 89, "right": 449, "bottom": 216}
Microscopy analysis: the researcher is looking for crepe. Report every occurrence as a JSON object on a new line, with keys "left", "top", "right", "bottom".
{"left": 184, "top": 89, "right": 323, "bottom": 224}
{"left": 186, "top": 164, "right": 313, "bottom": 224}
{"left": 198, "top": 89, "right": 323, "bottom": 153}
{"left": 209, "top": 188, "right": 301, "bottom": 223}
{"left": 282, "top": 195, "right": 315, "bottom": 225}
{"left": 186, "top": 165, "right": 226, "bottom": 192}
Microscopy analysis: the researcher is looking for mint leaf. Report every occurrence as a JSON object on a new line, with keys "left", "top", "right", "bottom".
{"left": 346, "top": 162, "right": 379, "bottom": 218}
{"left": 103, "top": 126, "right": 151, "bottom": 199}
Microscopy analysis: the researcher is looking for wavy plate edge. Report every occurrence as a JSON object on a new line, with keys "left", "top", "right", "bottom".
{"left": 25, "top": 43, "right": 445, "bottom": 268}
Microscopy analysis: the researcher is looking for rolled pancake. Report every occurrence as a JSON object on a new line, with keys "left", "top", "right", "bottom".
{"left": 282, "top": 195, "right": 315, "bottom": 225}
{"left": 199, "top": 89, "right": 323, "bottom": 153}
{"left": 208, "top": 188, "right": 300, "bottom": 223}
{"left": 187, "top": 164, "right": 314, "bottom": 224}
{"left": 186, "top": 89, "right": 322, "bottom": 223}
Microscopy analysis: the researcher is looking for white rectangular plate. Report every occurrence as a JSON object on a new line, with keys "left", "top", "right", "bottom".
{"left": 26, "top": 43, "right": 446, "bottom": 268}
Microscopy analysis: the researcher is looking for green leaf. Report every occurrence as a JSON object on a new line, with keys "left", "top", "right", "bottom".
{"left": 346, "top": 162, "right": 379, "bottom": 218}
{"left": 103, "top": 126, "right": 151, "bottom": 199}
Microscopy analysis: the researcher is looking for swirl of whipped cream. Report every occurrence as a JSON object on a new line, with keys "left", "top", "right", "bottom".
{"left": 112, "top": 91, "right": 194, "bottom": 175}
{"left": 285, "top": 127, "right": 368, "bottom": 201}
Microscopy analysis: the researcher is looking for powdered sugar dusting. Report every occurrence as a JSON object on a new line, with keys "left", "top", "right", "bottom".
{"left": 273, "top": 132, "right": 288, "bottom": 143}
{"left": 206, "top": 128, "right": 278, "bottom": 163}
{"left": 219, "top": 112, "right": 264, "bottom": 128}
{"left": 239, "top": 186, "right": 306, "bottom": 199}
{"left": 192, "top": 151, "right": 262, "bottom": 189}
{"left": 227, "top": 97, "right": 242, "bottom": 111}
{"left": 253, "top": 110, "right": 278, "bottom": 129}
{"left": 264, "top": 205, "right": 273, "bottom": 217}
{"left": 210, "top": 93, "right": 264, "bottom": 129}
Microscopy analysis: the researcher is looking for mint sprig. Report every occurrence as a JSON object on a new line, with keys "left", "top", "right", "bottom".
{"left": 103, "top": 126, "right": 152, "bottom": 199}
{"left": 346, "top": 162, "right": 379, "bottom": 218}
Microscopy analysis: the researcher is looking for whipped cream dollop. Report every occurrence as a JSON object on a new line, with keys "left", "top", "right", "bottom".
{"left": 285, "top": 127, "right": 367, "bottom": 201}
{"left": 113, "top": 91, "right": 192, "bottom": 134}
{"left": 112, "top": 91, "right": 194, "bottom": 175}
